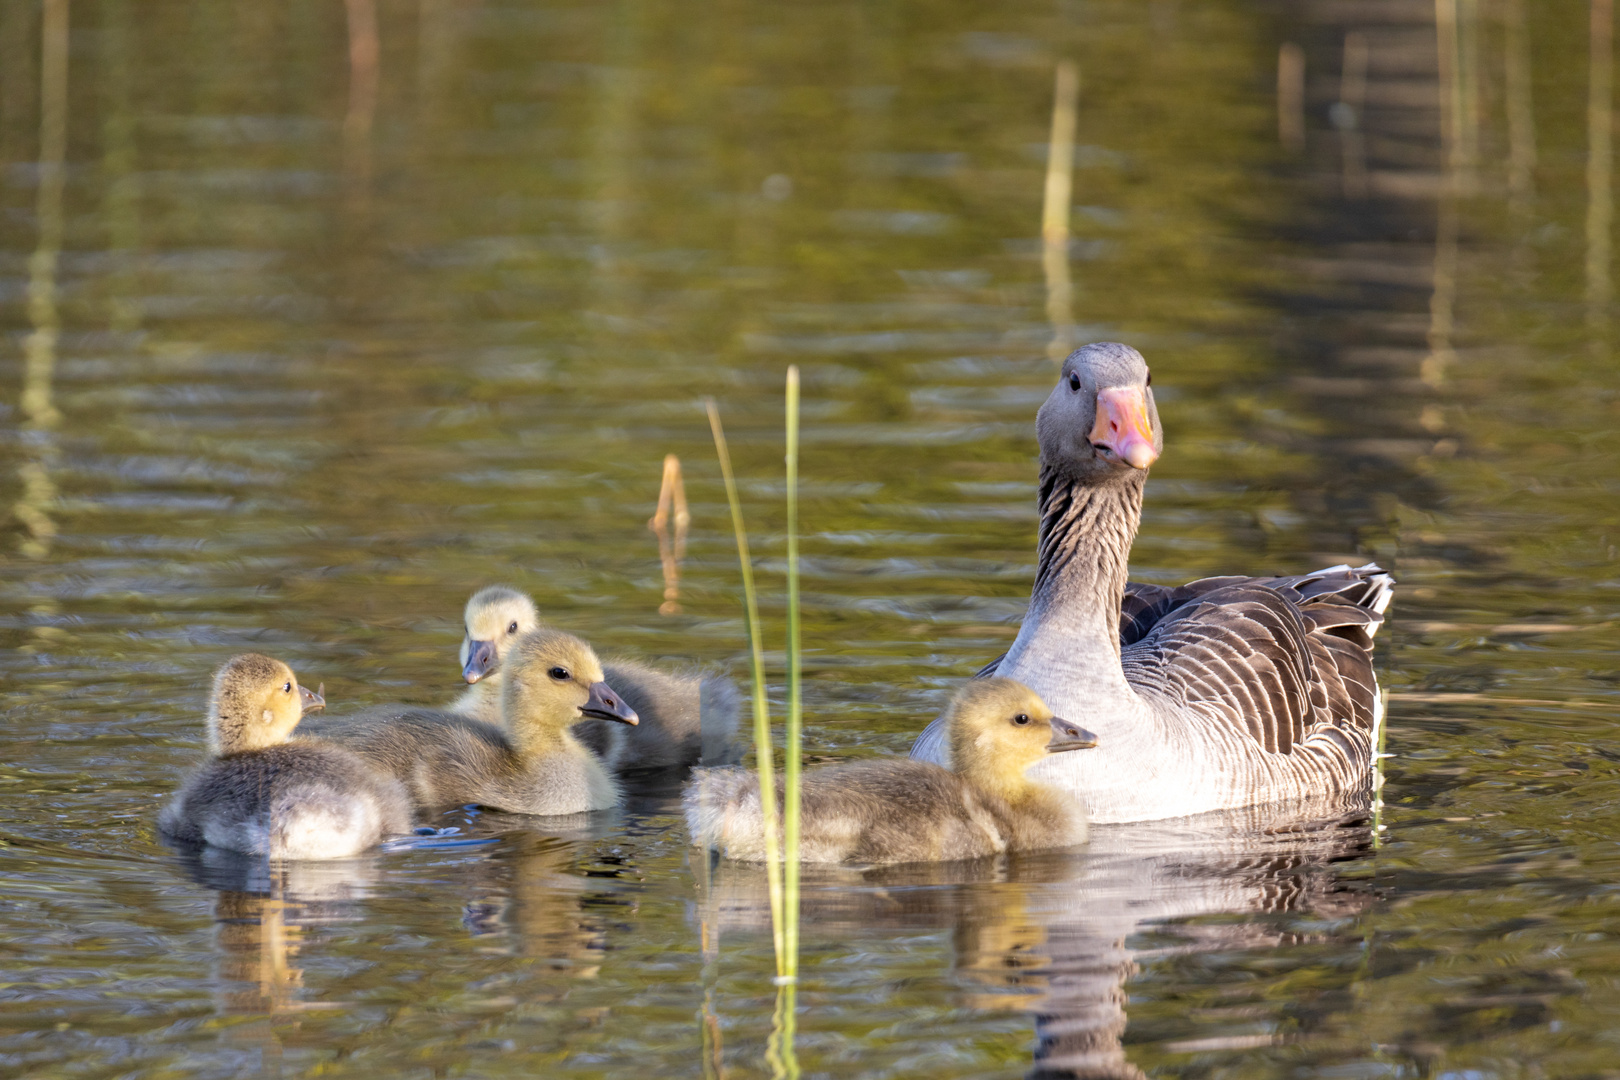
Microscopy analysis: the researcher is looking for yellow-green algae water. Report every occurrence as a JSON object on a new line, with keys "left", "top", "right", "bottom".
{"left": 3, "top": 0, "right": 1620, "bottom": 1075}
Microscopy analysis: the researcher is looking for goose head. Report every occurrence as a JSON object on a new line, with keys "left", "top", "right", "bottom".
{"left": 945, "top": 677, "right": 1097, "bottom": 794}
{"left": 459, "top": 585, "right": 541, "bottom": 684}
{"left": 1036, "top": 342, "right": 1162, "bottom": 482}
{"left": 499, "top": 628, "right": 638, "bottom": 754}
{"left": 207, "top": 653, "right": 326, "bottom": 755}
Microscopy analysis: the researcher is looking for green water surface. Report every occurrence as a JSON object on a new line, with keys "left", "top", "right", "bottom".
{"left": 2, "top": 0, "right": 1619, "bottom": 1076}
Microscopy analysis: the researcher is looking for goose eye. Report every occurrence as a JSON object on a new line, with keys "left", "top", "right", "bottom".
{"left": 283, "top": 682, "right": 292, "bottom": 694}
{"left": 1013, "top": 713, "right": 1031, "bottom": 726}
{"left": 1145, "top": 370, "right": 1152, "bottom": 387}
{"left": 547, "top": 666, "right": 570, "bottom": 681}
{"left": 508, "top": 621, "right": 519, "bottom": 634}
{"left": 1067, "top": 372, "right": 1080, "bottom": 392}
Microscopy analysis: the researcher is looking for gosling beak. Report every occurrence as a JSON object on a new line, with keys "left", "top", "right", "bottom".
{"left": 1089, "top": 386, "right": 1159, "bottom": 470}
{"left": 300, "top": 682, "right": 326, "bottom": 715}
{"left": 580, "top": 681, "right": 639, "bottom": 725}
{"left": 1046, "top": 716, "right": 1098, "bottom": 753}
{"left": 462, "top": 640, "right": 496, "bottom": 684}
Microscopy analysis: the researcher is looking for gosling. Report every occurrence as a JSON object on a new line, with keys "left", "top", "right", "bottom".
{"left": 159, "top": 654, "right": 414, "bottom": 860}
{"left": 684, "top": 678, "right": 1097, "bottom": 865}
{"left": 454, "top": 585, "right": 740, "bottom": 771}
{"left": 304, "top": 628, "right": 640, "bottom": 815}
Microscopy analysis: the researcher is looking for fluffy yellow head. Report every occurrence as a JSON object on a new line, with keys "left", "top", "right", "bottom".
{"left": 459, "top": 586, "right": 541, "bottom": 684}
{"left": 498, "top": 628, "right": 639, "bottom": 753}
{"left": 207, "top": 653, "right": 320, "bottom": 755}
{"left": 943, "top": 678, "right": 1097, "bottom": 792}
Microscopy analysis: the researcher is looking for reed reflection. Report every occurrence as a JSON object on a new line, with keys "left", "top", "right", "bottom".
{"left": 695, "top": 796, "right": 1372, "bottom": 1078}
{"left": 15, "top": 0, "right": 67, "bottom": 564}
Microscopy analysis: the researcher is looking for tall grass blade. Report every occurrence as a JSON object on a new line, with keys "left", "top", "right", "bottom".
{"left": 782, "top": 366, "right": 803, "bottom": 984}
{"left": 703, "top": 398, "right": 785, "bottom": 975}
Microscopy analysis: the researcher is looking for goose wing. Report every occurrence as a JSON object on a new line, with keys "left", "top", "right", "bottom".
{"left": 976, "top": 563, "right": 1391, "bottom": 677}
{"left": 1121, "top": 566, "right": 1389, "bottom": 756}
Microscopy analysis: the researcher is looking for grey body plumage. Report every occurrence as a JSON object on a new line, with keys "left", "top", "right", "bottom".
{"left": 160, "top": 741, "right": 414, "bottom": 859}
{"left": 158, "top": 653, "right": 413, "bottom": 860}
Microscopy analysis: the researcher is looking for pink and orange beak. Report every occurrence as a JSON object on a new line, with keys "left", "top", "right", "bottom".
{"left": 1088, "top": 386, "right": 1159, "bottom": 469}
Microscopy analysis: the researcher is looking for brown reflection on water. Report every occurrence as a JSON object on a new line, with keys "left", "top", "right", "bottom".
{"left": 697, "top": 798, "right": 1372, "bottom": 1079}
{"left": 460, "top": 832, "right": 615, "bottom": 980}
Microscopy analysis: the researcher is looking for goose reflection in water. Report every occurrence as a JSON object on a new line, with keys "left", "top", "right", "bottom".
{"left": 173, "top": 847, "right": 387, "bottom": 1017}
{"left": 175, "top": 828, "right": 619, "bottom": 1018}
{"left": 459, "top": 831, "right": 625, "bottom": 982}
{"left": 696, "top": 791, "right": 1375, "bottom": 1078}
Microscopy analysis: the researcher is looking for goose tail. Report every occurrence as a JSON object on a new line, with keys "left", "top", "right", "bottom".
{"left": 1295, "top": 562, "right": 1394, "bottom": 615}
{"left": 683, "top": 767, "right": 768, "bottom": 860}
{"left": 269, "top": 783, "right": 384, "bottom": 860}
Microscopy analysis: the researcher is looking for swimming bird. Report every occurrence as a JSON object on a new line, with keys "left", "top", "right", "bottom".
{"left": 454, "top": 585, "right": 740, "bottom": 771}
{"left": 909, "top": 342, "right": 1393, "bottom": 823}
{"left": 303, "top": 628, "right": 640, "bottom": 814}
{"left": 159, "top": 654, "right": 414, "bottom": 859}
{"left": 685, "top": 678, "right": 1096, "bottom": 865}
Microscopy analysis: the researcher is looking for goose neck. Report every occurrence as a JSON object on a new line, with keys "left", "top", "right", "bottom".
{"left": 1028, "top": 465, "right": 1142, "bottom": 639}
{"left": 507, "top": 710, "right": 584, "bottom": 761}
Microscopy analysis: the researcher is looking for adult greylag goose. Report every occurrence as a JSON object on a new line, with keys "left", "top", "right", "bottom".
{"left": 455, "top": 586, "right": 741, "bottom": 771}
{"left": 159, "top": 654, "right": 414, "bottom": 859}
{"left": 909, "top": 342, "right": 1393, "bottom": 823}
{"left": 686, "top": 678, "right": 1096, "bottom": 865}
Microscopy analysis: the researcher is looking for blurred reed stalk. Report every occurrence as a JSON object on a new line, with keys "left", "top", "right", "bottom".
{"left": 782, "top": 365, "right": 803, "bottom": 986}
{"left": 1043, "top": 60, "right": 1079, "bottom": 364}
{"left": 341, "top": 0, "right": 378, "bottom": 220}
{"left": 649, "top": 454, "right": 690, "bottom": 615}
{"left": 704, "top": 398, "right": 786, "bottom": 972}
{"left": 1337, "top": 32, "right": 1369, "bottom": 200}
{"left": 1588, "top": 0, "right": 1615, "bottom": 334}
{"left": 15, "top": 0, "right": 67, "bottom": 566}
{"left": 1277, "top": 43, "right": 1305, "bottom": 151}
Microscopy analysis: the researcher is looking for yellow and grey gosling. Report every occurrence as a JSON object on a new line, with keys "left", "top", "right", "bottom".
{"left": 684, "top": 678, "right": 1096, "bottom": 866}
{"left": 159, "top": 654, "right": 414, "bottom": 860}
{"left": 303, "top": 628, "right": 639, "bottom": 815}
{"left": 453, "top": 585, "right": 741, "bottom": 771}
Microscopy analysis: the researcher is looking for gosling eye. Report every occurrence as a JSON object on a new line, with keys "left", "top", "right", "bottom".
{"left": 283, "top": 681, "right": 293, "bottom": 694}
{"left": 547, "top": 666, "right": 570, "bottom": 682}
{"left": 507, "top": 621, "right": 519, "bottom": 634}
{"left": 1012, "top": 713, "right": 1031, "bottom": 726}
{"left": 1067, "top": 372, "right": 1081, "bottom": 393}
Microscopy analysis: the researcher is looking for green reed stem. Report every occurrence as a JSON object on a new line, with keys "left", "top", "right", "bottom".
{"left": 704, "top": 398, "right": 785, "bottom": 976}
{"left": 782, "top": 366, "right": 802, "bottom": 984}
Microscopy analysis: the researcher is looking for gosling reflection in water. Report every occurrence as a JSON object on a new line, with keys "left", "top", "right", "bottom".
{"left": 175, "top": 847, "right": 386, "bottom": 1016}
{"left": 696, "top": 794, "right": 1374, "bottom": 1079}
{"left": 459, "top": 832, "right": 620, "bottom": 983}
